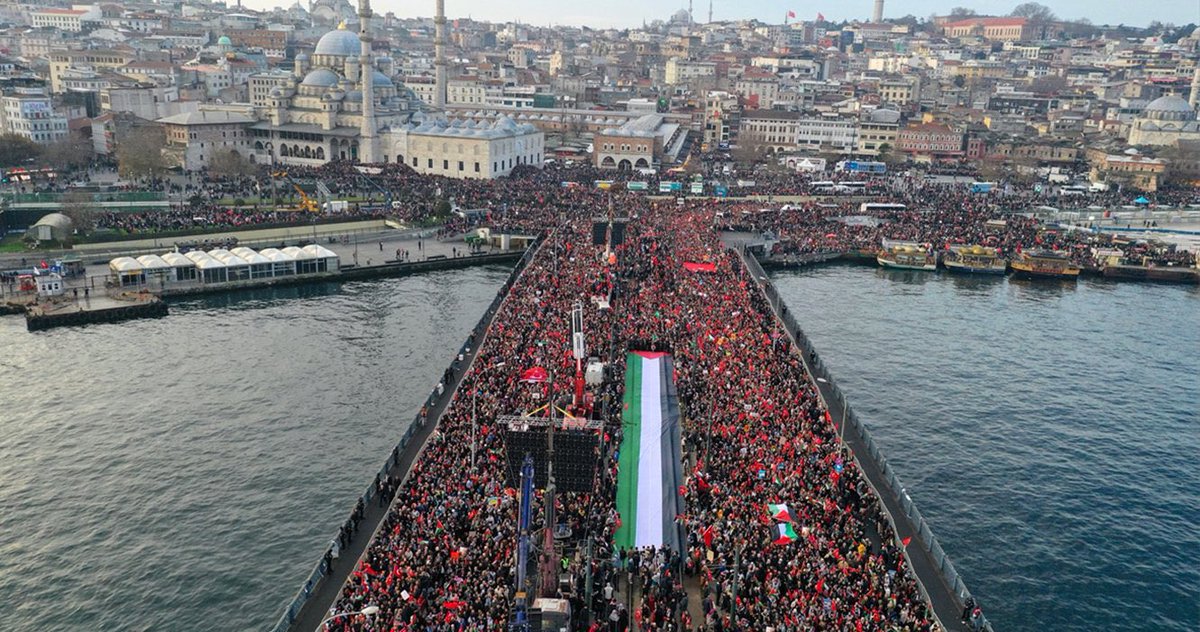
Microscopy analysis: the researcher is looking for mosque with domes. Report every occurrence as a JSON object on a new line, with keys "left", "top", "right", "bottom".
{"left": 1127, "top": 93, "right": 1200, "bottom": 147}
{"left": 236, "top": 0, "right": 544, "bottom": 179}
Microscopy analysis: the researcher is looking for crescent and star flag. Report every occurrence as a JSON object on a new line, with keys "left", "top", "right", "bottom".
{"left": 902, "top": 536, "right": 912, "bottom": 547}
{"left": 787, "top": 10, "right": 796, "bottom": 18}
{"left": 817, "top": 12, "right": 825, "bottom": 21}
{"left": 520, "top": 366, "right": 548, "bottom": 383}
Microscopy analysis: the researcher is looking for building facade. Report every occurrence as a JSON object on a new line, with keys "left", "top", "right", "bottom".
{"left": 897, "top": 122, "right": 964, "bottom": 160}
{"left": 49, "top": 50, "right": 135, "bottom": 94}
{"left": 160, "top": 109, "right": 256, "bottom": 171}
{"left": 1, "top": 88, "right": 68, "bottom": 144}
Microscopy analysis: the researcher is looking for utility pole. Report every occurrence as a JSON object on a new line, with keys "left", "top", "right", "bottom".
{"left": 584, "top": 536, "right": 594, "bottom": 626}
{"left": 730, "top": 545, "right": 742, "bottom": 626}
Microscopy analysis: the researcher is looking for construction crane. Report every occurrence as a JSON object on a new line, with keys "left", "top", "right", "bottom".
{"left": 272, "top": 170, "right": 319, "bottom": 214}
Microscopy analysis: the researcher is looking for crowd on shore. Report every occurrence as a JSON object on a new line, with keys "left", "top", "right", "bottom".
{"left": 43, "top": 161, "right": 1188, "bottom": 272}
{"left": 321, "top": 199, "right": 945, "bottom": 632}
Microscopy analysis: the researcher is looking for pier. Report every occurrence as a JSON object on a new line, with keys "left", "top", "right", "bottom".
{"left": 276, "top": 210, "right": 986, "bottom": 632}
{"left": 19, "top": 291, "right": 168, "bottom": 331}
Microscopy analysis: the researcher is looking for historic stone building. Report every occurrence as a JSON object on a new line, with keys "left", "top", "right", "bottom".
{"left": 1127, "top": 95, "right": 1200, "bottom": 147}
{"left": 187, "top": 0, "right": 544, "bottom": 178}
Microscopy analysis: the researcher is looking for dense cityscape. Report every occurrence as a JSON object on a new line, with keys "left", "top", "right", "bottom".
{"left": 0, "top": 1, "right": 1197, "bottom": 632}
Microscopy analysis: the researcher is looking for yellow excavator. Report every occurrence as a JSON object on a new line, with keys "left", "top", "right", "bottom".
{"left": 272, "top": 171, "right": 319, "bottom": 214}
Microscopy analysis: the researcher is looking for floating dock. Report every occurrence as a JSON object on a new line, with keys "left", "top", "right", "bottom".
{"left": 23, "top": 292, "right": 168, "bottom": 331}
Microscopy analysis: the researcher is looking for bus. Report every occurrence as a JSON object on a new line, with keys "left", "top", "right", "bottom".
{"left": 836, "top": 160, "right": 887, "bottom": 174}
{"left": 594, "top": 180, "right": 614, "bottom": 190}
{"left": 860, "top": 202, "right": 908, "bottom": 214}
{"left": 659, "top": 181, "right": 682, "bottom": 193}
{"left": 813, "top": 181, "right": 867, "bottom": 194}
{"left": 627, "top": 181, "right": 649, "bottom": 192}
{"left": 970, "top": 182, "right": 995, "bottom": 194}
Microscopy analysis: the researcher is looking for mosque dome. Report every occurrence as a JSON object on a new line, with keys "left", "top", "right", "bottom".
{"left": 1144, "top": 95, "right": 1193, "bottom": 118}
{"left": 301, "top": 68, "right": 340, "bottom": 87}
{"left": 314, "top": 26, "right": 361, "bottom": 57}
{"left": 217, "top": 35, "right": 233, "bottom": 47}
{"left": 372, "top": 70, "right": 393, "bottom": 87}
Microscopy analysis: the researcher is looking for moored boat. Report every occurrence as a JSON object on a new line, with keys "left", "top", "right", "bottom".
{"left": 1100, "top": 263, "right": 1200, "bottom": 284}
{"left": 943, "top": 244, "right": 1008, "bottom": 275}
{"left": 1010, "top": 249, "right": 1081, "bottom": 280}
{"left": 877, "top": 240, "right": 937, "bottom": 271}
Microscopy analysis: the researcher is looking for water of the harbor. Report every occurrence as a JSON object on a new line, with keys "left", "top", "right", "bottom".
{"left": 0, "top": 267, "right": 511, "bottom": 632}
{"left": 770, "top": 264, "right": 1199, "bottom": 632}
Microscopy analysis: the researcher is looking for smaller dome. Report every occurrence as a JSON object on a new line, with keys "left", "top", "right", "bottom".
{"left": 269, "top": 87, "right": 284, "bottom": 97}
{"left": 301, "top": 68, "right": 340, "bottom": 87}
{"left": 372, "top": 70, "right": 393, "bottom": 87}
{"left": 1144, "top": 95, "right": 1192, "bottom": 114}
{"left": 217, "top": 35, "right": 232, "bottom": 47}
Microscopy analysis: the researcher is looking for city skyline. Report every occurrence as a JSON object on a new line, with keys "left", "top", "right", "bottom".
{"left": 239, "top": 0, "right": 1199, "bottom": 29}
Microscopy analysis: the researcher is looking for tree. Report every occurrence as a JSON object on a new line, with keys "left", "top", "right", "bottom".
{"left": 0, "top": 133, "right": 41, "bottom": 169}
{"left": 1010, "top": 2, "right": 1056, "bottom": 22}
{"left": 208, "top": 148, "right": 253, "bottom": 179}
{"left": 117, "top": 126, "right": 167, "bottom": 179}
{"left": 731, "top": 138, "right": 768, "bottom": 166}
{"left": 58, "top": 190, "right": 95, "bottom": 239}
{"left": 949, "top": 7, "right": 977, "bottom": 17}
{"left": 41, "top": 136, "right": 93, "bottom": 172}
{"left": 433, "top": 198, "right": 452, "bottom": 218}
{"left": 877, "top": 143, "right": 899, "bottom": 167}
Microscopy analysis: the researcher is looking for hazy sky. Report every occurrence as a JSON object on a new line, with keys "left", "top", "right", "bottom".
{"left": 239, "top": 0, "right": 1199, "bottom": 30}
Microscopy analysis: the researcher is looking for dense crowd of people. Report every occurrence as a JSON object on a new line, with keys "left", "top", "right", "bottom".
{"left": 43, "top": 161, "right": 1186, "bottom": 272}
{"left": 320, "top": 197, "right": 948, "bottom": 632}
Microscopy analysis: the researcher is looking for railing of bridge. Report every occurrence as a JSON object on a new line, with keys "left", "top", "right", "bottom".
{"left": 740, "top": 247, "right": 993, "bottom": 632}
{"left": 267, "top": 233, "right": 544, "bottom": 632}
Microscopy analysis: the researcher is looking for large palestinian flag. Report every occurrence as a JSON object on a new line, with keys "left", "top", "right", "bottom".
{"left": 615, "top": 351, "right": 684, "bottom": 552}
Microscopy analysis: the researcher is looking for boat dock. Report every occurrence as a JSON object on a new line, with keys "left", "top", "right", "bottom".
{"left": 19, "top": 291, "right": 168, "bottom": 331}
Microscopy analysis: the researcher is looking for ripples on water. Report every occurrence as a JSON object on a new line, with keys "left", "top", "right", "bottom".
{"left": 771, "top": 264, "right": 1200, "bottom": 632}
{"left": 0, "top": 268, "right": 510, "bottom": 632}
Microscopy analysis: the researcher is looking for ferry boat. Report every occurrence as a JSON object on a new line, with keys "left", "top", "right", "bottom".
{"left": 1009, "top": 249, "right": 1081, "bottom": 280}
{"left": 877, "top": 240, "right": 937, "bottom": 271}
{"left": 943, "top": 245, "right": 1008, "bottom": 275}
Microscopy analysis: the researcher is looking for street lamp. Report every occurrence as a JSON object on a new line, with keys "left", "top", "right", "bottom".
{"left": 263, "top": 141, "right": 277, "bottom": 210}
{"left": 318, "top": 605, "right": 380, "bottom": 626}
{"left": 471, "top": 361, "right": 506, "bottom": 469}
